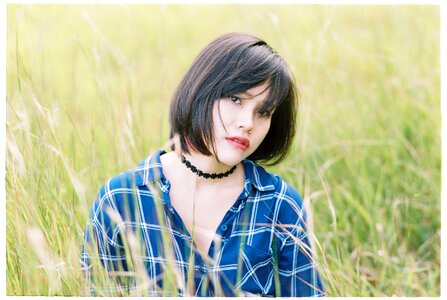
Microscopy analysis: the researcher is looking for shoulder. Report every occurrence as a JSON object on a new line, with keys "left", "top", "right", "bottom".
{"left": 247, "top": 161, "right": 305, "bottom": 223}
{"left": 274, "top": 177, "right": 303, "bottom": 213}
{"left": 244, "top": 160, "right": 302, "bottom": 204}
{"left": 89, "top": 169, "right": 140, "bottom": 221}
{"left": 98, "top": 149, "right": 165, "bottom": 192}
{"left": 91, "top": 151, "right": 163, "bottom": 214}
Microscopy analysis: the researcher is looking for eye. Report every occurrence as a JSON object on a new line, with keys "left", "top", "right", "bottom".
{"left": 228, "top": 95, "right": 241, "bottom": 104}
{"left": 258, "top": 109, "right": 272, "bottom": 117}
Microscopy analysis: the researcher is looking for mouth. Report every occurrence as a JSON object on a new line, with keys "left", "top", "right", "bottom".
{"left": 225, "top": 136, "right": 250, "bottom": 150}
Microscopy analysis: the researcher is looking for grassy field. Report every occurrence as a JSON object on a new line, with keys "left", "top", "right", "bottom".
{"left": 6, "top": 4, "right": 440, "bottom": 296}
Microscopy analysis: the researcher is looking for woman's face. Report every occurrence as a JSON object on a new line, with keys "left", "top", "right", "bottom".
{"left": 211, "top": 82, "right": 273, "bottom": 166}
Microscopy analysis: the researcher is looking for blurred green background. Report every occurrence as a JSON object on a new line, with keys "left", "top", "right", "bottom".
{"left": 6, "top": 4, "right": 440, "bottom": 296}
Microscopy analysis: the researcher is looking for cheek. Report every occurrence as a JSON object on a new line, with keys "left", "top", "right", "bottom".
{"left": 213, "top": 102, "right": 234, "bottom": 129}
{"left": 212, "top": 102, "right": 224, "bottom": 130}
{"left": 256, "top": 119, "right": 272, "bottom": 142}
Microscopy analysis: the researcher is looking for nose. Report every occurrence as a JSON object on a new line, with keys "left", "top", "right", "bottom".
{"left": 237, "top": 109, "right": 255, "bottom": 133}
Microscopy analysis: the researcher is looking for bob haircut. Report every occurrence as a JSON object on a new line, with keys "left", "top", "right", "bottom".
{"left": 169, "top": 32, "right": 297, "bottom": 166}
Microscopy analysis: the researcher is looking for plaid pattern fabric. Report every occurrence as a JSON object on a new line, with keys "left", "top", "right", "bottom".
{"left": 81, "top": 150, "right": 325, "bottom": 296}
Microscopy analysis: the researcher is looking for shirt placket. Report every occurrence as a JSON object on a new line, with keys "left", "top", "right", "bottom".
{"left": 158, "top": 183, "right": 213, "bottom": 297}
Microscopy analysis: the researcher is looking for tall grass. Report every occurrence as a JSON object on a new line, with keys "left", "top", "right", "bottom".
{"left": 6, "top": 4, "right": 440, "bottom": 296}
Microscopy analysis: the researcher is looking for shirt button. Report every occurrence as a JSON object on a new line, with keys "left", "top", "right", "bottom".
{"left": 200, "top": 266, "right": 207, "bottom": 275}
{"left": 221, "top": 224, "right": 227, "bottom": 231}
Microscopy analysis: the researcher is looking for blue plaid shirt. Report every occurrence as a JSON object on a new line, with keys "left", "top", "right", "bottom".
{"left": 81, "top": 150, "right": 325, "bottom": 297}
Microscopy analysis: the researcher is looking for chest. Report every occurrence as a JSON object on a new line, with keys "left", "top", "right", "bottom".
{"left": 169, "top": 182, "right": 243, "bottom": 256}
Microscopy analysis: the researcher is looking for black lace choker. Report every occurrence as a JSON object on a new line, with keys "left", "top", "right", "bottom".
{"left": 180, "top": 155, "right": 237, "bottom": 179}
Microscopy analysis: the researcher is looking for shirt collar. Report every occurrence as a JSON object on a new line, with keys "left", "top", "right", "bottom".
{"left": 242, "top": 159, "right": 277, "bottom": 192}
{"left": 133, "top": 149, "right": 167, "bottom": 187}
{"left": 133, "top": 149, "right": 276, "bottom": 192}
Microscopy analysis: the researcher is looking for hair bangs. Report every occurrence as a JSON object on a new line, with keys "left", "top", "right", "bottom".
{"left": 220, "top": 43, "right": 283, "bottom": 97}
{"left": 259, "top": 64, "right": 293, "bottom": 114}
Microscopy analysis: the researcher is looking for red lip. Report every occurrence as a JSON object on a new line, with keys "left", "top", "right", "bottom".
{"left": 225, "top": 136, "right": 250, "bottom": 150}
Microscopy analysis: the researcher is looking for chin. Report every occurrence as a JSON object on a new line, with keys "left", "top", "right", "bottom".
{"left": 216, "top": 149, "right": 251, "bottom": 166}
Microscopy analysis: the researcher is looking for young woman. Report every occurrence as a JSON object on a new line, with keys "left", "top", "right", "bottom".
{"left": 81, "top": 32, "right": 325, "bottom": 297}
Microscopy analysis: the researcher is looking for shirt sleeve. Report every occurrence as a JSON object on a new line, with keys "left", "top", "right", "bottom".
{"left": 80, "top": 181, "right": 132, "bottom": 295}
{"left": 274, "top": 181, "right": 326, "bottom": 297}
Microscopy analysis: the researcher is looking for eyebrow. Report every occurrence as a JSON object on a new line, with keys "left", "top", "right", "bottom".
{"left": 238, "top": 91, "right": 254, "bottom": 98}
{"left": 239, "top": 86, "right": 270, "bottom": 99}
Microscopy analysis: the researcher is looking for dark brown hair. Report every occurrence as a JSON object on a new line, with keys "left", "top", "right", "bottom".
{"left": 169, "top": 32, "right": 297, "bottom": 165}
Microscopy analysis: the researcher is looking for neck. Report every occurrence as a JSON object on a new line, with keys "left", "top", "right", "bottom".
{"left": 160, "top": 151, "right": 243, "bottom": 187}
{"left": 181, "top": 151, "right": 236, "bottom": 177}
